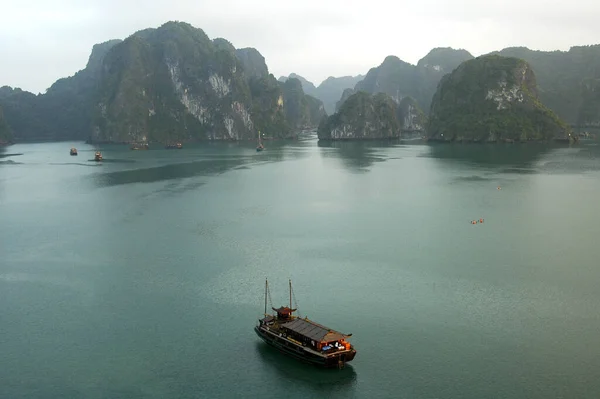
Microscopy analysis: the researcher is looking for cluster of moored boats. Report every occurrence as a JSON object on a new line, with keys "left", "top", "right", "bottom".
{"left": 68, "top": 141, "right": 186, "bottom": 161}
{"left": 69, "top": 147, "right": 102, "bottom": 161}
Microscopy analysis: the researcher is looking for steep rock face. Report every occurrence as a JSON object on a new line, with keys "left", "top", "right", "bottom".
{"left": 318, "top": 92, "right": 401, "bottom": 140}
{"left": 248, "top": 74, "right": 290, "bottom": 136}
{"left": 0, "top": 39, "right": 121, "bottom": 142}
{"left": 212, "top": 38, "right": 236, "bottom": 53}
{"left": 235, "top": 48, "right": 269, "bottom": 80}
{"left": 279, "top": 73, "right": 361, "bottom": 114}
{"left": 315, "top": 75, "right": 363, "bottom": 114}
{"left": 346, "top": 49, "right": 474, "bottom": 114}
{"left": 336, "top": 88, "right": 356, "bottom": 112}
{"left": 92, "top": 21, "right": 293, "bottom": 143}
{"left": 85, "top": 39, "right": 124, "bottom": 76}
{"left": 355, "top": 56, "right": 416, "bottom": 103}
{"left": 416, "top": 47, "right": 474, "bottom": 74}
{"left": 280, "top": 78, "right": 325, "bottom": 130}
{"left": 0, "top": 106, "right": 13, "bottom": 144}
{"left": 305, "top": 94, "right": 327, "bottom": 127}
{"left": 279, "top": 73, "right": 318, "bottom": 97}
{"left": 0, "top": 87, "right": 45, "bottom": 140}
{"left": 397, "top": 97, "right": 427, "bottom": 131}
{"left": 428, "top": 55, "right": 571, "bottom": 142}
{"left": 493, "top": 45, "right": 600, "bottom": 125}
{"left": 578, "top": 78, "right": 600, "bottom": 126}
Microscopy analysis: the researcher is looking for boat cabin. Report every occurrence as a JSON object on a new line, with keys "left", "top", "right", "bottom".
{"left": 273, "top": 306, "right": 296, "bottom": 321}
{"left": 279, "top": 317, "right": 352, "bottom": 352}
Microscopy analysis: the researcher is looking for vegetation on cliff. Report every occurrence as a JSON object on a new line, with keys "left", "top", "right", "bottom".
{"left": 0, "top": 106, "right": 13, "bottom": 143}
{"left": 280, "top": 73, "right": 363, "bottom": 114}
{"left": 318, "top": 91, "right": 401, "bottom": 140}
{"left": 347, "top": 49, "right": 474, "bottom": 113}
{"left": 427, "top": 55, "right": 571, "bottom": 142}
{"left": 0, "top": 22, "right": 318, "bottom": 143}
{"left": 0, "top": 39, "right": 120, "bottom": 142}
{"left": 397, "top": 97, "right": 427, "bottom": 131}
{"left": 280, "top": 78, "right": 325, "bottom": 130}
{"left": 492, "top": 45, "right": 600, "bottom": 125}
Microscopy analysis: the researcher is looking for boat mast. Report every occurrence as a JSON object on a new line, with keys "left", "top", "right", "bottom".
{"left": 264, "top": 279, "right": 268, "bottom": 315}
{"left": 289, "top": 279, "right": 292, "bottom": 310}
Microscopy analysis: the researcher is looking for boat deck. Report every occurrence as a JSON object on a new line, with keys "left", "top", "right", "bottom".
{"left": 259, "top": 324, "right": 352, "bottom": 358}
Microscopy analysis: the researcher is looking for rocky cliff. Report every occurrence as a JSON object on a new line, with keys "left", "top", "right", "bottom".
{"left": 397, "top": 96, "right": 427, "bottom": 131}
{"left": 336, "top": 88, "right": 356, "bottom": 112}
{"left": 280, "top": 78, "right": 325, "bottom": 130}
{"left": 0, "top": 22, "right": 315, "bottom": 143}
{"left": 317, "top": 92, "right": 401, "bottom": 140}
{"left": 279, "top": 73, "right": 363, "bottom": 114}
{"left": 345, "top": 49, "right": 474, "bottom": 113}
{"left": 0, "top": 106, "right": 12, "bottom": 144}
{"left": 427, "top": 55, "right": 571, "bottom": 142}
{"left": 235, "top": 47, "right": 269, "bottom": 80}
{"left": 0, "top": 39, "right": 120, "bottom": 142}
{"left": 92, "top": 22, "right": 269, "bottom": 142}
{"left": 492, "top": 45, "right": 600, "bottom": 126}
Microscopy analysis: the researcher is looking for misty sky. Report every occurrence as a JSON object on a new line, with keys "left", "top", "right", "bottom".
{"left": 1, "top": 0, "right": 599, "bottom": 94}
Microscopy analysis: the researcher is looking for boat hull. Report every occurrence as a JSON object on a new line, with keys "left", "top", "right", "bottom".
{"left": 254, "top": 325, "right": 356, "bottom": 368}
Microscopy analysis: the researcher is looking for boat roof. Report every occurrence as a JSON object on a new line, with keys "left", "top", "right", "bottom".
{"left": 281, "top": 317, "right": 350, "bottom": 343}
{"left": 272, "top": 306, "right": 296, "bottom": 314}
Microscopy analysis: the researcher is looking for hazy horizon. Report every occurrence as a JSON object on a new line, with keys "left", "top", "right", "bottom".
{"left": 2, "top": 0, "right": 600, "bottom": 94}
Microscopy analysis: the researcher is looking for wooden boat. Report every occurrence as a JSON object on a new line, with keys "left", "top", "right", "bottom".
{"left": 254, "top": 279, "right": 356, "bottom": 369}
{"left": 94, "top": 151, "right": 103, "bottom": 161}
{"left": 70, "top": 147, "right": 78, "bottom": 156}
{"left": 256, "top": 130, "right": 264, "bottom": 152}
{"left": 166, "top": 142, "right": 183, "bottom": 149}
{"left": 131, "top": 143, "right": 149, "bottom": 150}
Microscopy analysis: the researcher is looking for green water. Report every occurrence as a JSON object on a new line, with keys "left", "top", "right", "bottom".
{"left": 2, "top": 138, "right": 600, "bottom": 398}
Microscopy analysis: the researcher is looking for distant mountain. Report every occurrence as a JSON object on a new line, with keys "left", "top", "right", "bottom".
{"left": 490, "top": 45, "right": 600, "bottom": 125}
{"left": 428, "top": 55, "right": 571, "bottom": 142}
{"left": 314, "top": 75, "right": 364, "bottom": 114}
{"left": 279, "top": 73, "right": 364, "bottom": 114}
{"left": 280, "top": 78, "right": 325, "bottom": 130}
{"left": 416, "top": 47, "right": 474, "bottom": 74}
{"left": 279, "top": 73, "right": 318, "bottom": 97}
{"left": 341, "top": 48, "right": 474, "bottom": 113}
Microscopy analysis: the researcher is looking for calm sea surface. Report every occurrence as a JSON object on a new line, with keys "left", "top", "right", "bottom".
{"left": 2, "top": 137, "right": 600, "bottom": 398}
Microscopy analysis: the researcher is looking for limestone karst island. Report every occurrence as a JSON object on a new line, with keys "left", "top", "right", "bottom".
{"left": 1, "top": 21, "right": 598, "bottom": 146}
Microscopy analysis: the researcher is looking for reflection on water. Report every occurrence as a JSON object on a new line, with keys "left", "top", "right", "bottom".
{"left": 0, "top": 152, "right": 23, "bottom": 159}
{"left": 254, "top": 342, "right": 357, "bottom": 394}
{"left": 92, "top": 141, "right": 313, "bottom": 187}
{"left": 426, "top": 142, "right": 600, "bottom": 175}
{"left": 424, "top": 143, "right": 553, "bottom": 170}
{"left": 317, "top": 140, "right": 392, "bottom": 172}
{"left": 94, "top": 158, "right": 252, "bottom": 187}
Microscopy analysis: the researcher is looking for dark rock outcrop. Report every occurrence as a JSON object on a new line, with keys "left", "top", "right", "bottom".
{"left": 318, "top": 92, "right": 401, "bottom": 140}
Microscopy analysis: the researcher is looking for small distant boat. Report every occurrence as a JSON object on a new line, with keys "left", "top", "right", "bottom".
{"left": 131, "top": 143, "right": 149, "bottom": 150}
{"left": 70, "top": 147, "right": 78, "bottom": 156}
{"left": 254, "top": 279, "right": 356, "bottom": 369}
{"left": 256, "top": 130, "right": 264, "bottom": 152}
{"left": 165, "top": 143, "right": 183, "bottom": 149}
{"left": 94, "top": 151, "right": 103, "bottom": 161}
